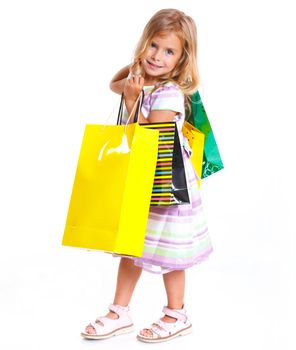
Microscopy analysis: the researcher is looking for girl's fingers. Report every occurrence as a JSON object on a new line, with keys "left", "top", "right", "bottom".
{"left": 132, "top": 74, "right": 143, "bottom": 86}
{"left": 139, "top": 76, "right": 145, "bottom": 86}
{"left": 124, "top": 74, "right": 144, "bottom": 100}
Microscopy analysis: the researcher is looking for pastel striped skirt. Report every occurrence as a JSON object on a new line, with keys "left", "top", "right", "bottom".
{"left": 114, "top": 149, "right": 213, "bottom": 274}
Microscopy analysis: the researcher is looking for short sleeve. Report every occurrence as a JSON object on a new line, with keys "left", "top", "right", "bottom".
{"left": 150, "top": 83, "right": 185, "bottom": 118}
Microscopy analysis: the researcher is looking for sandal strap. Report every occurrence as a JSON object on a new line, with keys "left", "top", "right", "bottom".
{"left": 143, "top": 319, "right": 180, "bottom": 339}
{"left": 109, "top": 304, "right": 130, "bottom": 317}
{"left": 149, "top": 322, "right": 166, "bottom": 338}
{"left": 141, "top": 321, "right": 167, "bottom": 339}
{"left": 91, "top": 316, "right": 107, "bottom": 330}
{"left": 162, "top": 306, "right": 187, "bottom": 322}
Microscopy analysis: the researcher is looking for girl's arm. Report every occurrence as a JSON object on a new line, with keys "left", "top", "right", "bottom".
{"left": 124, "top": 75, "right": 176, "bottom": 124}
{"left": 125, "top": 101, "right": 176, "bottom": 124}
{"left": 110, "top": 65, "right": 131, "bottom": 94}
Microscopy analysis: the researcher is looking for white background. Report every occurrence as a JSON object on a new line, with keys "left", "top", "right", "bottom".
{"left": 0, "top": 0, "right": 295, "bottom": 349}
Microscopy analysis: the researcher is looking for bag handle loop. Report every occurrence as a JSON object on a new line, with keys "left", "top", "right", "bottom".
{"left": 117, "top": 90, "right": 145, "bottom": 126}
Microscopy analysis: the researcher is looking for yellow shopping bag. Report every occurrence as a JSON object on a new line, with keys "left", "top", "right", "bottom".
{"left": 182, "top": 121, "right": 205, "bottom": 188}
{"left": 62, "top": 123, "right": 159, "bottom": 257}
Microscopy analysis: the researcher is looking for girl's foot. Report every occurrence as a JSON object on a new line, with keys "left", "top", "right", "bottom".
{"left": 81, "top": 304, "right": 134, "bottom": 340}
{"left": 84, "top": 310, "right": 118, "bottom": 334}
{"left": 137, "top": 305, "right": 192, "bottom": 343}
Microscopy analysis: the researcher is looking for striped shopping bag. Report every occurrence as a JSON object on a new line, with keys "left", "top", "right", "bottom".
{"left": 141, "top": 122, "right": 190, "bottom": 206}
{"left": 116, "top": 93, "right": 189, "bottom": 206}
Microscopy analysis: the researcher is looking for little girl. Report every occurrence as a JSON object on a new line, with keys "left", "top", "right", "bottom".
{"left": 81, "top": 8, "right": 213, "bottom": 343}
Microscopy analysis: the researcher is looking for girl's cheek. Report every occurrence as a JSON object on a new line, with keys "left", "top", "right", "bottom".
{"left": 147, "top": 48, "right": 154, "bottom": 56}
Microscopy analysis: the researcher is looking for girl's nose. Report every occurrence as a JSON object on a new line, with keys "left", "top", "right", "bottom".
{"left": 151, "top": 50, "right": 161, "bottom": 62}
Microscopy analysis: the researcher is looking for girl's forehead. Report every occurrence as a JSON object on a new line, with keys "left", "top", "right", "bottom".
{"left": 150, "top": 32, "right": 182, "bottom": 48}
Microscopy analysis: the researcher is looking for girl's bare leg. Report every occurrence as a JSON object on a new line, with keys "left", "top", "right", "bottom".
{"left": 85, "top": 257, "right": 142, "bottom": 334}
{"left": 112, "top": 257, "right": 143, "bottom": 306}
{"left": 140, "top": 269, "right": 185, "bottom": 337}
{"left": 163, "top": 269, "right": 185, "bottom": 317}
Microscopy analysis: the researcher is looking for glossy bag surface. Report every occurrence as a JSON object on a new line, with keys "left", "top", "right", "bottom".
{"left": 62, "top": 123, "right": 159, "bottom": 257}
{"left": 117, "top": 93, "right": 190, "bottom": 206}
{"left": 188, "top": 91, "right": 224, "bottom": 178}
{"left": 182, "top": 121, "right": 205, "bottom": 187}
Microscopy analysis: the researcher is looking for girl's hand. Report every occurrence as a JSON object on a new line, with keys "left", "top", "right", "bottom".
{"left": 123, "top": 74, "right": 145, "bottom": 103}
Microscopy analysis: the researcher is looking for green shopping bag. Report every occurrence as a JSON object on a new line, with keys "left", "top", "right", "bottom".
{"left": 188, "top": 91, "right": 224, "bottom": 178}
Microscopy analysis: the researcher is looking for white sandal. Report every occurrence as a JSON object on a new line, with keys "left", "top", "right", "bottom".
{"left": 137, "top": 305, "right": 192, "bottom": 343}
{"left": 81, "top": 304, "right": 134, "bottom": 340}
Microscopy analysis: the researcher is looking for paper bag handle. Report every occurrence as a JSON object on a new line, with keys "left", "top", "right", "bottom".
{"left": 117, "top": 90, "right": 144, "bottom": 125}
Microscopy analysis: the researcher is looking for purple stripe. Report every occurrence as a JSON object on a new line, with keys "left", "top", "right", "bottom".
{"left": 112, "top": 247, "right": 213, "bottom": 273}
{"left": 145, "top": 235, "right": 196, "bottom": 245}
{"left": 144, "top": 241, "right": 194, "bottom": 250}
{"left": 142, "top": 249, "right": 212, "bottom": 263}
{"left": 193, "top": 227, "right": 209, "bottom": 238}
{"left": 148, "top": 214, "right": 200, "bottom": 224}
{"left": 136, "top": 249, "right": 213, "bottom": 270}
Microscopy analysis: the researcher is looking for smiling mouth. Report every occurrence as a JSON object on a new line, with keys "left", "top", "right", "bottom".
{"left": 146, "top": 60, "right": 163, "bottom": 69}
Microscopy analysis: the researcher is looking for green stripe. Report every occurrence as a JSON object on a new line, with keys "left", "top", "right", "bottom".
{"left": 143, "top": 239, "right": 211, "bottom": 258}
{"left": 146, "top": 221, "right": 207, "bottom": 238}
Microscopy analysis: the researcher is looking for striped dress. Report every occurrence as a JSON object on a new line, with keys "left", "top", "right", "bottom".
{"left": 117, "top": 82, "right": 213, "bottom": 274}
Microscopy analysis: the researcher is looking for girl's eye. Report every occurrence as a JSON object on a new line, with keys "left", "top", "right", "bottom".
{"left": 166, "top": 49, "right": 174, "bottom": 55}
{"left": 151, "top": 42, "right": 157, "bottom": 48}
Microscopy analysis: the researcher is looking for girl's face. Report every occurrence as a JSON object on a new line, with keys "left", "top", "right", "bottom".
{"left": 142, "top": 32, "right": 183, "bottom": 84}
